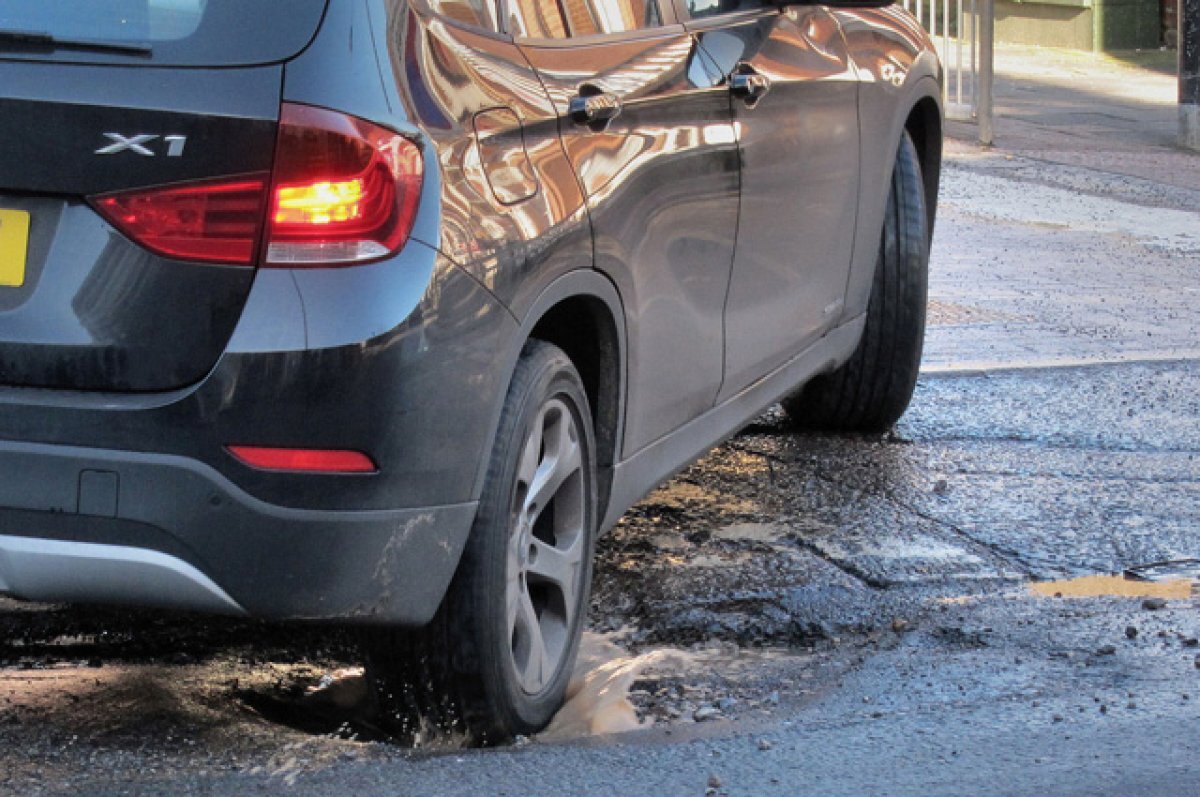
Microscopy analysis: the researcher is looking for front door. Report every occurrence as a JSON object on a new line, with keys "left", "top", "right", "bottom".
{"left": 686, "top": 4, "right": 861, "bottom": 401}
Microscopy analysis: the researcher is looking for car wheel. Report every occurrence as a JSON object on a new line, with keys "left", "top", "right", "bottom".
{"left": 782, "top": 129, "right": 929, "bottom": 432}
{"left": 365, "top": 340, "right": 596, "bottom": 745}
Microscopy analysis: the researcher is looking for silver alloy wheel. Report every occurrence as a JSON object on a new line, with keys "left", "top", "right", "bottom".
{"left": 362, "top": 342, "right": 595, "bottom": 743}
{"left": 506, "top": 396, "right": 586, "bottom": 695}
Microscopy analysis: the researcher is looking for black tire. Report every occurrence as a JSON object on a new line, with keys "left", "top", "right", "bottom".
{"left": 364, "top": 340, "right": 597, "bottom": 745}
{"left": 782, "top": 130, "right": 929, "bottom": 432}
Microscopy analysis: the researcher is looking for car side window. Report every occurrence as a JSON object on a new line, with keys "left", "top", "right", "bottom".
{"left": 685, "top": 0, "right": 763, "bottom": 20}
{"left": 426, "top": 0, "right": 501, "bottom": 32}
{"left": 508, "top": 0, "right": 663, "bottom": 39}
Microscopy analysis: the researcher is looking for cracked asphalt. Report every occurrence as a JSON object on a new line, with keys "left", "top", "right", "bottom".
{"left": 3, "top": 50, "right": 1200, "bottom": 797}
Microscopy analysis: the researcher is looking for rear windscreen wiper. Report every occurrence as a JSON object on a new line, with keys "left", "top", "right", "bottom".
{"left": 0, "top": 29, "right": 151, "bottom": 56}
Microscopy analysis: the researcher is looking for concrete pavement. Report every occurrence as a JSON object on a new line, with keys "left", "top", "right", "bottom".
{"left": 945, "top": 43, "right": 1198, "bottom": 192}
{"left": 927, "top": 42, "right": 1199, "bottom": 373}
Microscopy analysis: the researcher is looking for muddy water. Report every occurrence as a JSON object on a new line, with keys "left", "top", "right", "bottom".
{"left": 293, "top": 634, "right": 707, "bottom": 742}
{"left": 286, "top": 633, "right": 693, "bottom": 742}
{"left": 1029, "top": 574, "right": 1193, "bottom": 599}
{"left": 541, "top": 633, "right": 807, "bottom": 741}
{"left": 541, "top": 634, "right": 680, "bottom": 740}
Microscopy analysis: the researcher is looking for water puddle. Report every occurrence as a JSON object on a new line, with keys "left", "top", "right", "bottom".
{"left": 1029, "top": 574, "right": 1193, "bottom": 600}
{"left": 280, "top": 634, "right": 698, "bottom": 745}
{"left": 540, "top": 634, "right": 692, "bottom": 740}
{"left": 710, "top": 523, "right": 788, "bottom": 544}
{"left": 303, "top": 667, "right": 368, "bottom": 710}
{"left": 259, "top": 632, "right": 802, "bottom": 747}
{"left": 673, "top": 552, "right": 756, "bottom": 568}
{"left": 542, "top": 634, "right": 802, "bottom": 741}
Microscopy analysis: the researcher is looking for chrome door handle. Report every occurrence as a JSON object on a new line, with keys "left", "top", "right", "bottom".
{"left": 729, "top": 64, "right": 770, "bottom": 107}
{"left": 568, "top": 87, "right": 622, "bottom": 129}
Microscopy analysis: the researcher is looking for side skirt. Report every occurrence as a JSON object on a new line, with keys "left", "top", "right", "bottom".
{"left": 601, "top": 314, "right": 867, "bottom": 531}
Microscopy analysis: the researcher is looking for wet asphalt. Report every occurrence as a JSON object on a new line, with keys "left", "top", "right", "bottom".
{"left": 14, "top": 357, "right": 1195, "bottom": 796}
{"left": 4, "top": 58, "right": 1200, "bottom": 796}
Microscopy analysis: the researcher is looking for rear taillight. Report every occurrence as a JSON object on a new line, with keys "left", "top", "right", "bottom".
{"left": 266, "top": 104, "right": 423, "bottom": 266}
{"left": 89, "top": 104, "right": 423, "bottom": 268}
{"left": 91, "top": 175, "right": 269, "bottom": 265}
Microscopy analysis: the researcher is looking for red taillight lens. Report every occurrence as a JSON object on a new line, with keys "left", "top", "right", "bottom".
{"left": 227, "top": 446, "right": 377, "bottom": 474}
{"left": 91, "top": 175, "right": 269, "bottom": 265}
{"left": 89, "top": 104, "right": 423, "bottom": 268}
{"left": 265, "top": 103, "right": 423, "bottom": 266}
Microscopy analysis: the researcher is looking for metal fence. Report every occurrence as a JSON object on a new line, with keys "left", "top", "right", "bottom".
{"left": 901, "top": 0, "right": 994, "bottom": 144}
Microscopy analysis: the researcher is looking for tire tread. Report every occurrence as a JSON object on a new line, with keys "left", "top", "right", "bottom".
{"left": 782, "top": 131, "right": 929, "bottom": 432}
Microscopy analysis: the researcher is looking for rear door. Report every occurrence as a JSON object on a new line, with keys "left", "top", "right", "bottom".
{"left": 682, "top": 2, "right": 861, "bottom": 401}
{"left": 514, "top": 0, "right": 741, "bottom": 455}
{"left": 0, "top": 1, "right": 326, "bottom": 391}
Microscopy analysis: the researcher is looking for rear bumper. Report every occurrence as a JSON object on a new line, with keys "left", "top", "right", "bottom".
{"left": 0, "top": 241, "right": 515, "bottom": 625}
{"left": 0, "top": 239, "right": 517, "bottom": 515}
{"left": 0, "top": 439, "right": 476, "bottom": 624}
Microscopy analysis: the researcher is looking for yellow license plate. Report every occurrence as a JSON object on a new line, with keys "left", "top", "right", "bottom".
{"left": 0, "top": 209, "right": 31, "bottom": 288}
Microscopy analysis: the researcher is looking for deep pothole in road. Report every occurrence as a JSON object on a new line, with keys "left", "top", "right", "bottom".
{"left": 0, "top": 416, "right": 1021, "bottom": 757}
{"left": 4, "top": 416, "right": 1197, "bottom": 778}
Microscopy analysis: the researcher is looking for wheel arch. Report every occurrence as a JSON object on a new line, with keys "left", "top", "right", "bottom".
{"left": 903, "top": 92, "right": 943, "bottom": 241}
{"left": 842, "top": 73, "right": 942, "bottom": 324}
{"left": 476, "top": 271, "right": 627, "bottom": 523}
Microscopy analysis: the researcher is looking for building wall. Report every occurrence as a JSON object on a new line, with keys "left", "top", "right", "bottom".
{"left": 994, "top": 0, "right": 1161, "bottom": 50}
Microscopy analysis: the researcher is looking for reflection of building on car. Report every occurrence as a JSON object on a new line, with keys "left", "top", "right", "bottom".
{"left": 0, "top": 0, "right": 941, "bottom": 743}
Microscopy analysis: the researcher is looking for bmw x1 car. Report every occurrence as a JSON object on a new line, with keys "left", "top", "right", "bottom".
{"left": 0, "top": 0, "right": 941, "bottom": 741}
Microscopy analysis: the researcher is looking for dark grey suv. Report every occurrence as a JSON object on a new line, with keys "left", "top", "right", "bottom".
{"left": 0, "top": 0, "right": 941, "bottom": 741}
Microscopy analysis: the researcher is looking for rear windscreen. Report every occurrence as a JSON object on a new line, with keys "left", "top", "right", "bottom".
{"left": 0, "top": 0, "right": 329, "bottom": 66}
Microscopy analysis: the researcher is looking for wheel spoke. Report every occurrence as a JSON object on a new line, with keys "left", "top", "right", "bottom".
{"left": 529, "top": 536, "right": 581, "bottom": 631}
{"left": 517, "top": 412, "right": 544, "bottom": 492}
{"left": 528, "top": 535, "right": 582, "bottom": 594}
{"left": 524, "top": 412, "right": 580, "bottom": 520}
{"left": 534, "top": 628, "right": 552, "bottom": 690}
{"left": 514, "top": 586, "right": 549, "bottom": 692}
{"left": 505, "top": 571, "right": 522, "bottom": 634}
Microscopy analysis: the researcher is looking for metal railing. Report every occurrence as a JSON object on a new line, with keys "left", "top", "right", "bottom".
{"left": 901, "top": 0, "right": 994, "bottom": 144}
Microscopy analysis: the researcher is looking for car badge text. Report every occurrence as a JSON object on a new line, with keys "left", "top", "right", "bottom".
{"left": 96, "top": 133, "right": 187, "bottom": 157}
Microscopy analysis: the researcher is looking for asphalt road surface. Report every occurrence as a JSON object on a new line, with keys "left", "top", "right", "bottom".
{"left": 3, "top": 140, "right": 1199, "bottom": 795}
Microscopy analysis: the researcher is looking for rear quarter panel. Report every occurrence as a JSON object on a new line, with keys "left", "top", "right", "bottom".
{"left": 373, "top": 1, "right": 593, "bottom": 318}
